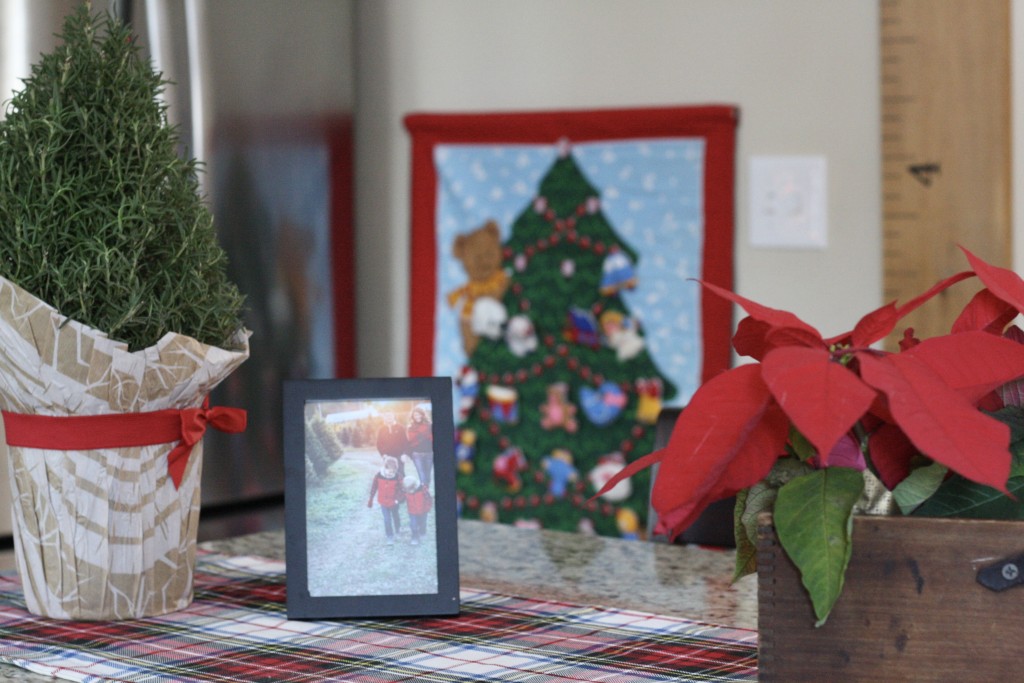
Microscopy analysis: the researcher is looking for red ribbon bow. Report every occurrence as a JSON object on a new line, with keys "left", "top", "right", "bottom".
{"left": 168, "top": 402, "right": 247, "bottom": 487}
{"left": 1, "top": 398, "right": 247, "bottom": 489}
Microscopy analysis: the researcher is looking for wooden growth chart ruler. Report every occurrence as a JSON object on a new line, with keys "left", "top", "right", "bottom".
{"left": 880, "top": 0, "right": 1011, "bottom": 347}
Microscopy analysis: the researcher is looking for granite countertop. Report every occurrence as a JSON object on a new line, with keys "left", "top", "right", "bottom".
{"left": 209, "top": 519, "right": 757, "bottom": 629}
{"left": 0, "top": 520, "right": 757, "bottom": 681}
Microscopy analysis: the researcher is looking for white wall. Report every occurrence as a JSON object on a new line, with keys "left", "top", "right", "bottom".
{"left": 353, "top": 0, "right": 882, "bottom": 377}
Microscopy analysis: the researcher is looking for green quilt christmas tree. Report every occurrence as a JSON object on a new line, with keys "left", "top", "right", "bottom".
{"left": 454, "top": 143, "right": 677, "bottom": 538}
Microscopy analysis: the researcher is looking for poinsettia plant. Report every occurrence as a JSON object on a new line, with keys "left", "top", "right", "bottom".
{"left": 605, "top": 246, "right": 1024, "bottom": 625}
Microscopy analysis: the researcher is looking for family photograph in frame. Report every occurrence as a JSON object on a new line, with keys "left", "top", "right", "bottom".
{"left": 283, "top": 377, "right": 460, "bottom": 619}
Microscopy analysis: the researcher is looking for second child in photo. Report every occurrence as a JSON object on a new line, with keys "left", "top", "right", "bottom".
{"left": 403, "top": 476, "right": 433, "bottom": 546}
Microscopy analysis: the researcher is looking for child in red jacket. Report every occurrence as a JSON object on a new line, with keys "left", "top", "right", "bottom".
{"left": 368, "top": 456, "right": 403, "bottom": 545}
{"left": 403, "top": 476, "right": 433, "bottom": 546}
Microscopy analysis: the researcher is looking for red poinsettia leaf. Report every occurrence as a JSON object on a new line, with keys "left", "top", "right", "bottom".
{"left": 857, "top": 352, "right": 1012, "bottom": 494}
{"left": 898, "top": 328, "right": 920, "bottom": 351}
{"left": 592, "top": 449, "right": 664, "bottom": 500}
{"left": 849, "top": 356, "right": 898, "bottom": 423}
{"left": 951, "top": 288, "right": 1017, "bottom": 334}
{"left": 865, "top": 390, "right": 895, "bottom": 424}
{"left": 822, "top": 271, "right": 973, "bottom": 349}
{"left": 825, "top": 271, "right": 973, "bottom": 348}
{"left": 765, "top": 325, "right": 827, "bottom": 350}
{"left": 760, "top": 346, "right": 875, "bottom": 463}
{"left": 650, "top": 364, "right": 777, "bottom": 529}
{"left": 697, "top": 279, "right": 822, "bottom": 342}
{"left": 824, "top": 302, "right": 898, "bottom": 349}
{"left": 978, "top": 390, "right": 1004, "bottom": 412}
{"left": 849, "top": 302, "right": 899, "bottom": 348}
{"left": 653, "top": 402, "right": 789, "bottom": 538}
{"left": 961, "top": 246, "right": 1024, "bottom": 314}
{"left": 902, "top": 330, "right": 1024, "bottom": 404}
{"left": 998, "top": 326, "right": 1024, "bottom": 408}
{"left": 734, "top": 317, "right": 823, "bottom": 361}
{"left": 859, "top": 411, "right": 884, "bottom": 433}
{"left": 894, "top": 269, "right": 976, "bottom": 318}
{"left": 653, "top": 503, "right": 698, "bottom": 540}
{"left": 713, "top": 401, "right": 790, "bottom": 489}
{"left": 867, "top": 422, "right": 917, "bottom": 489}
{"left": 811, "top": 434, "right": 866, "bottom": 471}
{"left": 733, "top": 316, "right": 771, "bottom": 360}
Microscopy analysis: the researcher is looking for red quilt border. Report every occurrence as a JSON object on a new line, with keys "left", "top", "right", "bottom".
{"left": 404, "top": 105, "right": 738, "bottom": 384}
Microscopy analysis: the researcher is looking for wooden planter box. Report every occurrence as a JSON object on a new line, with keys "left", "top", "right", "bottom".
{"left": 757, "top": 514, "right": 1024, "bottom": 681}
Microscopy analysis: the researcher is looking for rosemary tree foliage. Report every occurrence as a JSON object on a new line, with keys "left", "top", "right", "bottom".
{"left": 0, "top": 5, "right": 244, "bottom": 351}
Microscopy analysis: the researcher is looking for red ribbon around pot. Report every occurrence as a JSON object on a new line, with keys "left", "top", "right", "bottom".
{"left": 0, "top": 398, "right": 246, "bottom": 488}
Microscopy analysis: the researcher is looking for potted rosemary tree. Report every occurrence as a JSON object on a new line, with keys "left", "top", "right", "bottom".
{"left": 0, "top": 4, "right": 248, "bottom": 619}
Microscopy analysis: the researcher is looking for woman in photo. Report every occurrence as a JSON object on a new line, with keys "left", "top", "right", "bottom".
{"left": 406, "top": 406, "right": 434, "bottom": 488}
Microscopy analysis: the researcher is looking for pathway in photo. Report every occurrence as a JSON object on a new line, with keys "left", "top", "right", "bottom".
{"left": 305, "top": 447, "right": 439, "bottom": 598}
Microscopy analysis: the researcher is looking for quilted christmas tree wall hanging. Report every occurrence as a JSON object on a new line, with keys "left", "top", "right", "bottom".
{"left": 405, "top": 106, "right": 737, "bottom": 538}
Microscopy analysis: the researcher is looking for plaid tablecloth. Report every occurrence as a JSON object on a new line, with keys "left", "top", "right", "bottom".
{"left": 0, "top": 554, "right": 757, "bottom": 682}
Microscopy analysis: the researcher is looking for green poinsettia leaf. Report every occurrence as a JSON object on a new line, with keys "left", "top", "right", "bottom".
{"left": 774, "top": 467, "right": 864, "bottom": 626}
{"left": 763, "top": 455, "right": 816, "bottom": 487}
{"left": 732, "top": 488, "right": 757, "bottom": 581}
{"left": 733, "top": 484, "right": 779, "bottom": 581}
{"left": 991, "top": 406, "right": 1024, "bottom": 453}
{"left": 911, "top": 474, "right": 1024, "bottom": 519}
{"left": 732, "top": 457, "right": 815, "bottom": 581}
{"left": 892, "top": 462, "right": 948, "bottom": 515}
{"left": 788, "top": 427, "right": 816, "bottom": 462}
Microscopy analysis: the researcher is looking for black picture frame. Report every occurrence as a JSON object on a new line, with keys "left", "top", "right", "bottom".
{"left": 283, "top": 377, "right": 460, "bottom": 619}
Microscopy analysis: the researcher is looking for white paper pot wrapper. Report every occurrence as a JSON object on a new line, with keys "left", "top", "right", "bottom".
{"left": 0, "top": 275, "right": 249, "bottom": 620}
